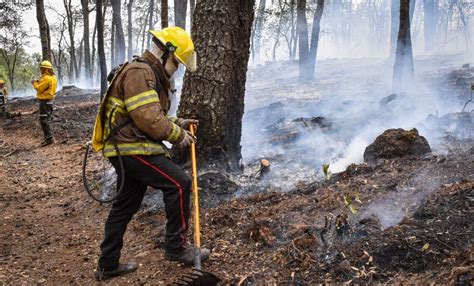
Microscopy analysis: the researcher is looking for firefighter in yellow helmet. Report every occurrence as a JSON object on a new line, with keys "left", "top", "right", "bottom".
{"left": 0, "top": 79, "right": 9, "bottom": 118}
{"left": 32, "top": 60, "right": 57, "bottom": 146}
{"left": 93, "top": 27, "right": 205, "bottom": 281}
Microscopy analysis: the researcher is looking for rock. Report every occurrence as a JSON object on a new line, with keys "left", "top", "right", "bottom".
{"left": 198, "top": 171, "right": 238, "bottom": 196}
{"left": 363, "top": 128, "right": 431, "bottom": 163}
{"left": 338, "top": 259, "right": 352, "bottom": 271}
{"left": 134, "top": 250, "right": 151, "bottom": 258}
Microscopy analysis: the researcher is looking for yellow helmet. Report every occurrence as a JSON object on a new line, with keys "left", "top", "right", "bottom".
{"left": 149, "top": 27, "right": 197, "bottom": 72}
{"left": 40, "top": 60, "right": 53, "bottom": 69}
{"left": 0, "top": 80, "right": 5, "bottom": 85}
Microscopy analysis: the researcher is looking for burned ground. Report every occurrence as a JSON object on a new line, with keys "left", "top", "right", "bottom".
{"left": 0, "top": 59, "right": 473, "bottom": 284}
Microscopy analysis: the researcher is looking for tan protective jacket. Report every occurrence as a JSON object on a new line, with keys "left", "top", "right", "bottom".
{"left": 100, "top": 51, "right": 185, "bottom": 157}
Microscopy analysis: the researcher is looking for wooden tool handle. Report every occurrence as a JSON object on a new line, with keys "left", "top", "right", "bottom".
{"left": 189, "top": 124, "right": 202, "bottom": 270}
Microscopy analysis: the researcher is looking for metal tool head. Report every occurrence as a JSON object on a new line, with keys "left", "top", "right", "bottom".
{"left": 173, "top": 269, "right": 221, "bottom": 286}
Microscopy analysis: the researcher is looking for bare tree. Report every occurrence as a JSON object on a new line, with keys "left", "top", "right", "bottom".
{"left": 297, "top": 0, "right": 309, "bottom": 74}
{"left": 112, "top": 0, "right": 126, "bottom": 65}
{"left": 178, "top": 0, "right": 255, "bottom": 171}
{"left": 36, "top": 0, "right": 52, "bottom": 61}
{"left": 390, "top": 0, "right": 416, "bottom": 58}
{"left": 127, "top": 0, "right": 134, "bottom": 59}
{"left": 145, "top": 0, "right": 155, "bottom": 50}
{"left": 64, "top": 0, "right": 79, "bottom": 81}
{"left": 81, "top": 0, "right": 91, "bottom": 80}
{"left": 96, "top": 0, "right": 107, "bottom": 97}
{"left": 393, "top": 0, "right": 415, "bottom": 92}
{"left": 51, "top": 14, "right": 68, "bottom": 87}
{"left": 174, "top": 0, "right": 187, "bottom": 28}
{"left": 251, "top": 0, "right": 266, "bottom": 62}
{"left": 161, "top": 0, "right": 169, "bottom": 28}
{"left": 423, "top": 0, "right": 438, "bottom": 52}
{"left": 297, "top": 0, "right": 325, "bottom": 81}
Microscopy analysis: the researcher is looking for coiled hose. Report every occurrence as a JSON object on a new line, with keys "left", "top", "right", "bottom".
{"left": 82, "top": 106, "right": 125, "bottom": 203}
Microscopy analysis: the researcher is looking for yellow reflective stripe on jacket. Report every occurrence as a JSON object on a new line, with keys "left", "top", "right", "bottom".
{"left": 166, "top": 123, "right": 182, "bottom": 142}
{"left": 103, "top": 142, "right": 169, "bottom": 157}
{"left": 166, "top": 115, "right": 179, "bottom": 123}
{"left": 109, "top": 96, "right": 126, "bottom": 108}
{"left": 106, "top": 102, "right": 127, "bottom": 115}
{"left": 124, "top": 90, "right": 159, "bottom": 112}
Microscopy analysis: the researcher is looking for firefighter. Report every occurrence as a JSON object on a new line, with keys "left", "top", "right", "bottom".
{"left": 0, "top": 80, "right": 8, "bottom": 118}
{"left": 91, "top": 27, "right": 207, "bottom": 281}
{"left": 32, "top": 61, "right": 57, "bottom": 147}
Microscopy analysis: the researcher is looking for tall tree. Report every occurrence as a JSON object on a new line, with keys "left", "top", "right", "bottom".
{"left": 96, "top": 0, "right": 107, "bottom": 97}
{"left": 146, "top": 0, "right": 155, "bottom": 49}
{"left": 127, "top": 0, "right": 134, "bottom": 59}
{"left": 392, "top": 0, "right": 415, "bottom": 93}
{"left": 251, "top": 0, "right": 266, "bottom": 62}
{"left": 178, "top": 0, "right": 255, "bottom": 171}
{"left": 297, "top": 0, "right": 325, "bottom": 81}
{"left": 64, "top": 0, "right": 79, "bottom": 81}
{"left": 112, "top": 0, "right": 126, "bottom": 65}
{"left": 390, "top": 0, "right": 416, "bottom": 58}
{"left": 174, "top": 0, "right": 187, "bottom": 28}
{"left": 297, "top": 0, "right": 309, "bottom": 75}
{"left": 161, "top": 0, "right": 169, "bottom": 28}
{"left": 81, "top": 0, "right": 91, "bottom": 81}
{"left": 423, "top": 0, "right": 437, "bottom": 52}
{"left": 306, "top": 0, "right": 325, "bottom": 79}
{"left": 35, "top": 0, "right": 52, "bottom": 61}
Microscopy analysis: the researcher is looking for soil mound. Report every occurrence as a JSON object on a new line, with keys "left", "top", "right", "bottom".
{"left": 364, "top": 128, "right": 431, "bottom": 163}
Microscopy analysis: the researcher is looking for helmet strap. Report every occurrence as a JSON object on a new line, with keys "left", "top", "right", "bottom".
{"left": 161, "top": 42, "right": 177, "bottom": 67}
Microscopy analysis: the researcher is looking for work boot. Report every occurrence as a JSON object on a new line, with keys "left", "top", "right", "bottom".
{"left": 165, "top": 247, "right": 210, "bottom": 265}
{"left": 94, "top": 262, "right": 138, "bottom": 281}
{"left": 40, "top": 138, "right": 55, "bottom": 147}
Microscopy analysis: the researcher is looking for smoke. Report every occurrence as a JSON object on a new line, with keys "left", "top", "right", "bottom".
{"left": 241, "top": 55, "right": 470, "bottom": 191}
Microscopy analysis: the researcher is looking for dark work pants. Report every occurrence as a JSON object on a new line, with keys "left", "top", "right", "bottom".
{"left": 98, "top": 155, "right": 192, "bottom": 271}
{"left": 0, "top": 96, "right": 6, "bottom": 118}
{"left": 39, "top": 100, "right": 54, "bottom": 140}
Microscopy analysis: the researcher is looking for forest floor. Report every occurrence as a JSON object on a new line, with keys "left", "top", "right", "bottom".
{"left": 0, "top": 56, "right": 473, "bottom": 285}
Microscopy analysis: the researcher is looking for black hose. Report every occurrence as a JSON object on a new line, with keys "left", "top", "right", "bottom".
{"left": 82, "top": 106, "right": 126, "bottom": 203}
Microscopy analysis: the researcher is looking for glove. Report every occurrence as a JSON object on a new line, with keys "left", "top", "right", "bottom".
{"left": 178, "top": 130, "right": 195, "bottom": 148}
{"left": 179, "top": 119, "right": 199, "bottom": 130}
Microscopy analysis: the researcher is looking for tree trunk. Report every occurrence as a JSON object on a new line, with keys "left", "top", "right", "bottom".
{"left": 127, "top": 0, "right": 134, "bottom": 59}
{"left": 174, "top": 0, "right": 187, "bottom": 28}
{"left": 423, "top": 0, "right": 437, "bottom": 52}
{"left": 64, "top": 0, "right": 78, "bottom": 81}
{"left": 161, "top": 0, "right": 169, "bottom": 28}
{"left": 393, "top": 0, "right": 415, "bottom": 93}
{"left": 146, "top": 0, "right": 155, "bottom": 49}
{"left": 297, "top": 0, "right": 309, "bottom": 81}
{"left": 306, "top": 0, "right": 325, "bottom": 80}
{"left": 290, "top": 0, "right": 297, "bottom": 60}
{"left": 272, "top": 0, "right": 284, "bottom": 61}
{"left": 390, "top": 0, "right": 416, "bottom": 58}
{"left": 81, "top": 0, "right": 91, "bottom": 82}
{"left": 177, "top": 0, "right": 255, "bottom": 171}
{"left": 253, "top": 0, "right": 266, "bottom": 62}
{"left": 112, "top": 0, "right": 126, "bottom": 65}
{"left": 35, "top": 0, "right": 52, "bottom": 61}
{"left": 111, "top": 18, "right": 115, "bottom": 67}
{"left": 97, "top": 0, "right": 107, "bottom": 97}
